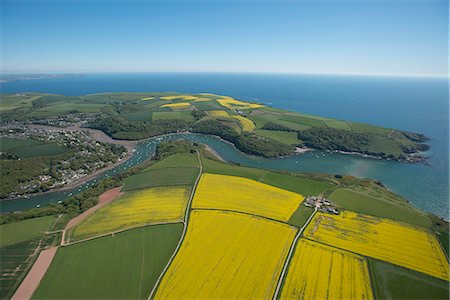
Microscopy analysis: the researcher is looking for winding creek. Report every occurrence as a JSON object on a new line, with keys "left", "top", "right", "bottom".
{"left": 0, "top": 132, "right": 447, "bottom": 218}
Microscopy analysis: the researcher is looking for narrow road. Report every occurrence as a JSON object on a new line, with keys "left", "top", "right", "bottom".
{"left": 387, "top": 128, "right": 395, "bottom": 138}
{"left": 272, "top": 207, "right": 318, "bottom": 300}
{"left": 147, "top": 151, "right": 203, "bottom": 300}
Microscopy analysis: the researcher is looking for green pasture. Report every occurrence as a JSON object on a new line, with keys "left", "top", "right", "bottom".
{"left": 288, "top": 205, "right": 314, "bottom": 228}
{"left": 33, "top": 224, "right": 183, "bottom": 300}
{"left": 254, "top": 129, "right": 300, "bottom": 145}
{"left": 152, "top": 111, "right": 195, "bottom": 122}
{"left": 0, "top": 216, "right": 55, "bottom": 247}
{"left": 145, "top": 153, "right": 199, "bottom": 170}
{"left": 124, "top": 167, "right": 199, "bottom": 191}
{"left": 369, "top": 259, "right": 449, "bottom": 300}
{"left": 122, "top": 110, "right": 151, "bottom": 122}
{"left": 329, "top": 188, "right": 430, "bottom": 227}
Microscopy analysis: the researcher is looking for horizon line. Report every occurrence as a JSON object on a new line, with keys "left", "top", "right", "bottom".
{"left": 1, "top": 70, "right": 448, "bottom": 79}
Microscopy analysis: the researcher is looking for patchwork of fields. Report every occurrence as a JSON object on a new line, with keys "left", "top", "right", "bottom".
{"left": 3, "top": 151, "right": 448, "bottom": 299}
{"left": 154, "top": 210, "right": 297, "bottom": 299}
{"left": 304, "top": 211, "right": 449, "bottom": 280}
{"left": 192, "top": 173, "right": 304, "bottom": 222}
{"left": 280, "top": 239, "right": 373, "bottom": 299}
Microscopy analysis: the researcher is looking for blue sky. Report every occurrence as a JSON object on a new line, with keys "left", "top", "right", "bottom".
{"left": 1, "top": 0, "right": 448, "bottom": 76}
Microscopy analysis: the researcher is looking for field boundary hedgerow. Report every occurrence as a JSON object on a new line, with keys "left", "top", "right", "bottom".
{"left": 147, "top": 150, "right": 203, "bottom": 300}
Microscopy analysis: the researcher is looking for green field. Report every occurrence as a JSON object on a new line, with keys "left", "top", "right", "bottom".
{"left": 288, "top": 205, "right": 314, "bottom": 228}
{"left": 201, "top": 158, "right": 335, "bottom": 196}
{"left": 33, "top": 224, "right": 183, "bottom": 300}
{"left": 259, "top": 172, "right": 334, "bottom": 196}
{"left": 0, "top": 138, "right": 64, "bottom": 158}
{"left": 279, "top": 114, "right": 327, "bottom": 128}
{"left": 122, "top": 110, "right": 151, "bottom": 122}
{"left": 0, "top": 94, "right": 42, "bottom": 111}
{"left": 329, "top": 188, "right": 430, "bottom": 227}
{"left": 145, "top": 153, "right": 199, "bottom": 169}
{"left": 123, "top": 167, "right": 199, "bottom": 191}
{"left": 369, "top": 259, "right": 449, "bottom": 299}
{"left": 201, "top": 157, "right": 267, "bottom": 181}
{"left": 1, "top": 239, "right": 44, "bottom": 299}
{"left": 254, "top": 129, "right": 301, "bottom": 145}
{"left": 0, "top": 216, "right": 55, "bottom": 247}
{"left": 152, "top": 111, "right": 195, "bottom": 121}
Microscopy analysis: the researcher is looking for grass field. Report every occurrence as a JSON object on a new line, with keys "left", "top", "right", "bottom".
{"left": 151, "top": 111, "right": 195, "bottom": 121}
{"left": 192, "top": 173, "right": 304, "bottom": 222}
{"left": 34, "top": 224, "right": 183, "bottom": 300}
{"left": 288, "top": 205, "right": 314, "bottom": 228}
{"left": 304, "top": 211, "right": 449, "bottom": 280}
{"left": 254, "top": 129, "right": 300, "bottom": 145}
{"left": 279, "top": 114, "right": 327, "bottom": 128}
{"left": 323, "top": 119, "right": 352, "bottom": 131}
{"left": 144, "top": 153, "right": 199, "bottom": 169}
{"left": 201, "top": 158, "right": 335, "bottom": 196}
{"left": 369, "top": 259, "right": 449, "bottom": 299}
{"left": 71, "top": 187, "right": 189, "bottom": 240}
{"left": 259, "top": 172, "right": 335, "bottom": 196}
{"left": 0, "top": 138, "right": 64, "bottom": 158}
{"left": 271, "top": 119, "right": 312, "bottom": 131}
{"left": 123, "top": 167, "right": 199, "bottom": 191}
{"left": 0, "top": 216, "right": 54, "bottom": 247}
{"left": 329, "top": 188, "right": 431, "bottom": 227}
{"left": 154, "top": 210, "right": 296, "bottom": 299}
{"left": 280, "top": 239, "right": 373, "bottom": 299}
{"left": 122, "top": 110, "right": 151, "bottom": 122}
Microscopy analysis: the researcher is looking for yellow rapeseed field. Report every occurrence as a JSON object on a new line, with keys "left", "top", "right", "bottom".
{"left": 140, "top": 97, "right": 155, "bottom": 100}
{"left": 72, "top": 187, "right": 189, "bottom": 239}
{"left": 233, "top": 115, "right": 256, "bottom": 132}
{"left": 207, "top": 110, "right": 229, "bottom": 117}
{"left": 304, "top": 211, "right": 449, "bottom": 281}
{"left": 154, "top": 210, "right": 297, "bottom": 299}
{"left": 280, "top": 239, "right": 373, "bottom": 299}
{"left": 217, "top": 96, "right": 264, "bottom": 109}
{"left": 160, "top": 102, "right": 191, "bottom": 109}
{"left": 192, "top": 173, "right": 304, "bottom": 222}
{"left": 160, "top": 95, "right": 198, "bottom": 101}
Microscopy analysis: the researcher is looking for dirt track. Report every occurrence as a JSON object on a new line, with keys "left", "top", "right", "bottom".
{"left": 64, "top": 186, "right": 123, "bottom": 232}
{"left": 11, "top": 247, "right": 58, "bottom": 300}
{"left": 10, "top": 187, "right": 123, "bottom": 300}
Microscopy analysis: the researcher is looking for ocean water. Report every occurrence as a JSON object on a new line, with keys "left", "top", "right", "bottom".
{"left": 1, "top": 73, "right": 448, "bottom": 218}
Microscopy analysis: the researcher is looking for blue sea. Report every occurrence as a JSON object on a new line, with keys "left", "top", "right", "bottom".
{"left": 1, "top": 73, "right": 448, "bottom": 218}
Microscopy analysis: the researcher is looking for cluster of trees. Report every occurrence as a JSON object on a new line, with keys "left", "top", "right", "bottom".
{"left": 262, "top": 121, "right": 294, "bottom": 132}
{"left": 298, "top": 127, "right": 370, "bottom": 152}
{"left": 89, "top": 112, "right": 190, "bottom": 140}
{"left": 192, "top": 119, "right": 293, "bottom": 157}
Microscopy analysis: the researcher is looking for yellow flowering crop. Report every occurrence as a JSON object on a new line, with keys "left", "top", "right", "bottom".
{"left": 233, "top": 115, "right": 256, "bottom": 132}
{"left": 154, "top": 210, "right": 297, "bottom": 299}
{"left": 160, "top": 102, "right": 191, "bottom": 109}
{"left": 160, "top": 95, "right": 198, "bottom": 101}
{"left": 304, "top": 211, "right": 449, "bottom": 281}
{"left": 217, "top": 96, "right": 264, "bottom": 109}
{"left": 280, "top": 239, "right": 373, "bottom": 299}
{"left": 140, "top": 97, "right": 154, "bottom": 100}
{"left": 192, "top": 173, "right": 304, "bottom": 222}
{"left": 207, "top": 110, "right": 229, "bottom": 117}
{"left": 72, "top": 187, "right": 190, "bottom": 239}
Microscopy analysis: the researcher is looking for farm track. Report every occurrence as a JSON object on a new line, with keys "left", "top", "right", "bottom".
{"left": 147, "top": 151, "right": 203, "bottom": 300}
{"left": 11, "top": 187, "right": 124, "bottom": 300}
{"left": 10, "top": 247, "right": 58, "bottom": 300}
{"left": 272, "top": 207, "right": 318, "bottom": 300}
